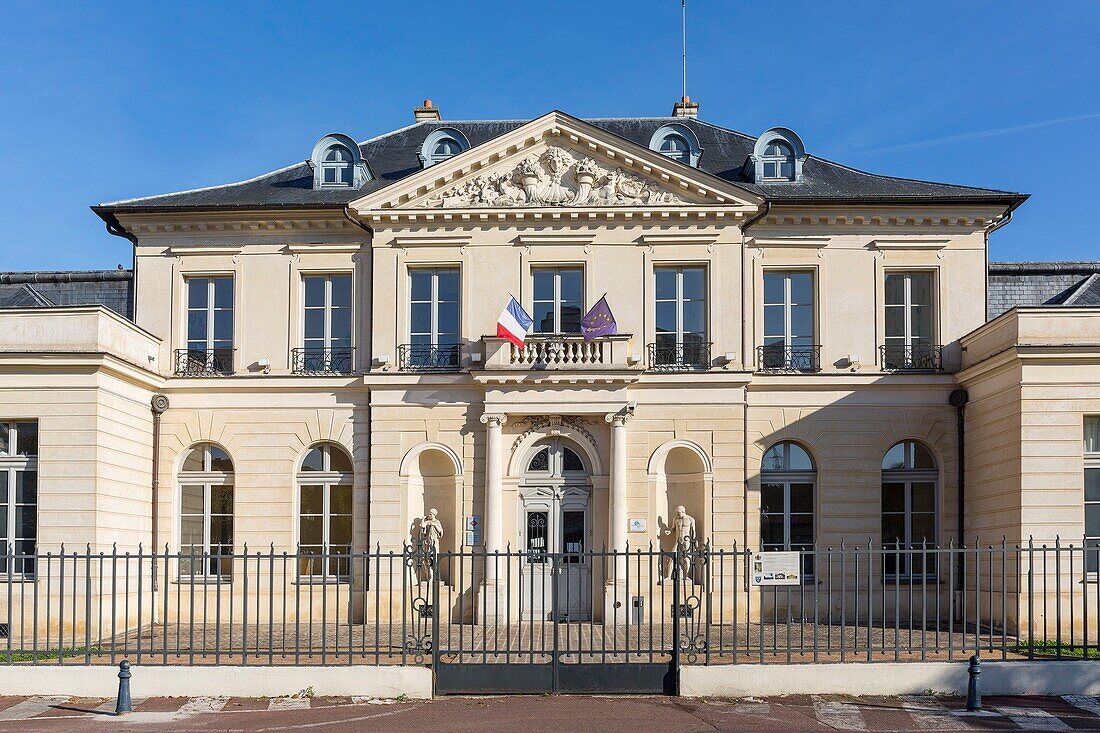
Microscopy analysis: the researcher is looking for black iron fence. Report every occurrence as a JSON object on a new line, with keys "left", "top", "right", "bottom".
{"left": 757, "top": 344, "right": 822, "bottom": 373}
{"left": 1, "top": 540, "right": 1097, "bottom": 667}
{"left": 398, "top": 344, "right": 461, "bottom": 371}
{"left": 880, "top": 343, "right": 943, "bottom": 371}
{"left": 647, "top": 342, "right": 711, "bottom": 371}
{"left": 290, "top": 347, "right": 356, "bottom": 375}
{"left": 173, "top": 348, "right": 234, "bottom": 376}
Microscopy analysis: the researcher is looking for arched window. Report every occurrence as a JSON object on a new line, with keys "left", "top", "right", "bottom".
{"left": 526, "top": 444, "right": 585, "bottom": 474}
{"left": 761, "top": 140, "right": 796, "bottom": 181}
{"left": 319, "top": 144, "right": 354, "bottom": 187}
{"left": 179, "top": 443, "right": 234, "bottom": 578}
{"left": 649, "top": 124, "right": 701, "bottom": 167}
{"left": 881, "top": 440, "right": 938, "bottom": 578}
{"left": 298, "top": 443, "right": 353, "bottom": 578}
{"left": 760, "top": 441, "right": 815, "bottom": 575}
{"left": 420, "top": 128, "right": 470, "bottom": 167}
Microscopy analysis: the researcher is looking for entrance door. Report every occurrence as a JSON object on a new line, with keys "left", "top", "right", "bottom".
{"left": 521, "top": 488, "right": 591, "bottom": 621}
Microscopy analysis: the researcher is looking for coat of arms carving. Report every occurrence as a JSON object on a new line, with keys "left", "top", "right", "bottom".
{"left": 425, "top": 147, "right": 685, "bottom": 208}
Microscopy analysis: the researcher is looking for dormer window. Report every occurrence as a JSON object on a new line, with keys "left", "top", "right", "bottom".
{"left": 761, "top": 141, "right": 796, "bottom": 181}
{"left": 420, "top": 128, "right": 470, "bottom": 168}
{"left": 310, "top": 133, "right": 370, "bottom": 191}
{"left": 649, "top": 124, "right": 701, "bottom": 167}
{"left": 320, "top": 145, "right": 354, "bottom": 187}
{"left": 749, "top": 127, "right": 806, "bottom": 184}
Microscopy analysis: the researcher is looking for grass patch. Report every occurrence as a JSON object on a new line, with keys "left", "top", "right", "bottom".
{"left": 1012, "top": 641, "right": 1098, "bottom": 659}
{"left": 2, "top": 647, "right": 112, "bottom": 663}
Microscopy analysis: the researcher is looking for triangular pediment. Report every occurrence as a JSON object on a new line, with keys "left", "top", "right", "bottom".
{"left": 349, "top": 111, "right": 762, "bottom": 214}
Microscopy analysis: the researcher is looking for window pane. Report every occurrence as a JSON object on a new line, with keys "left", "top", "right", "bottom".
{"left": 682, "top": 268, "right": 706, "bottom": 300}
{"left": 437, "top": 302, "right": 459, "bottom": 335}
{"left": 1086, "top": 468, "right": 1100, "bottom": 503}
{"left": 300, "top": 485, "right": 324, "bottom": 514}
{"left": 790, "top": 305, "right": 813, "bottom": 341}
{"left": 911, "top": 443, "right": 936, "bottom": 470}
{"left": 884, "top": 307, "right": 905, "bottom": 339}
{"left": 560, "top": 302, "right": 583, "bottom": 333}
{"left": 410, "top": 271, "right": 432, "bottom": 301}
{"left": 181, "top": 514, "right": 204, "bottom": 546}
{"left": 881, "top": 482, "right": 906, "bottom": 513}
{"left": 881, "top": 514, "right": 905, "bottom": 546}
{"left": 655, "top": 301, "right": 677, "bottom": 334}
{"left": 788, "top": 444, "right": 813, "bottom": 471}
{"left": 328, "top": 448, "right": 352, "bottom": 473}
{"left": 15, "top": 423, "right": 37, "bottom": 456}
{"left": 885, "top": 274, "right": 905, "bottom": 305}
{"left": 330, "top": 308, "right": 352, "bottom": 341}
{"left": 789, "top": 483, "right": 813, "bottom": 513}
{"left": 789, "top": 273, "right": 813, "bottom": 305}
{"left": 210, "top": 515, "right": 233, "bottom": 545}
{"left": 911, "top": 305, "right": 933, "bottom": 339}
{"left": 208, "top": 446, "right": 232, "bottom": 473}
{"left": 883, "top": 443, "right": 906, "bottom": 471}
{"left": 763, "top": 306, "right": 785, "bottom": 339}
{"left": 760, "top": 483, "right": 784, "bottom": 514}
{"left": 1087, "top": 506, "right": 1100, "bottom": 538}
{"left": 301, "top": 448, "right": 324, "bottom": 472}
{"left": 410, "top": 303, "right": 432, "bottom": 334}
{"left": 909, "top": 273, "right": 933, "bottom": 305}
{"left": 187, "top": 311, "right": 208, "bottom": 342}
{"left": 436, "top": 270, "right": 459, "bottom": 302}
{"left": 331, "top": 485, "right": 353, "bottom": 514}
{"left": 528, "top": 447, "right": 549, "bottom": 472}
{"left": 213, "top": 310, "right": 233, "bottom": 341}
{"left": 0, "top": 507, "right": 7, "bottom": 540}
{"left": 910, "top": 513, "right": 935, "bottom": 545}
{"left": 789, "top": 514, "right": 813, "bottom": 546}
{"left": 300, "top": 515, "right": 323, "bottom": 545}
{"left": 0, "top": 426, "right": 7, "bottom": 456}
{"left": 682, "top": 300, "right": 706, "bottom": 336}
{"left": 763, "top": 273, "right": 784, "bottom": 305}
{"left": 1086, "top": 417, "right": 1100, "bottom": 454}
{"left": 563, "top": 510, "right": 584, "bottom": 554}
{"left": 304, "top": 277, "right": 326, "bottom": 308}
{"left": 532, "top": 302, "right": 555, "bottom": 334}
{"left": 532, "top": 270, "right": 555, "bottom": 301}
{"left": 761, "top": 445, "right": 784, "bottom": 472}
{"left": 210, "top": 485, "right": 233, "bottom": 515}
{"left": 330, "top": 275, "right": 352, "bottom": 307}
{"left": 562, "top": 447, "right": 584, "bottom": 472}
{"left": 763, "top": 162, "right": 777, "bottom": 179}
{"left": 181, "top": 485, "right": 204, "bottom": 515}
{"left": 188, "top": 278, "right": 208, "bottom": 309}
{"left": 559, "top": 269, "right": 583, "bottom": 302}
{"left": 655, "top": 269, "right": 677, "bottom": 300}
{"left": 303, "top": 309, "right": 325, "bottom": 341}
{"left": 16, "top": 506, "right": 36, "bottom": 540}
{"left": 911, "top": 481, "right": 936, "bottom": 512}
{"left": 761, "top": 513, "right": 784, "bottom": 546}
{"left": 15, "top": 471, "right": 36, "bottom": 503}
{"left": 213, "top": 278, "right": 233, "bottom": 308}
{"left": 330, "top": 515, "right": 352, "bottom": 546}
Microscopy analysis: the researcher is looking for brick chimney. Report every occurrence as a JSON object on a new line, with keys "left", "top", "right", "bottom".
{"left": 672, "top": 95, "right": 699, "bottom": 119}
{"left": 414, "top": 99, "right": 441, "bottom": 122}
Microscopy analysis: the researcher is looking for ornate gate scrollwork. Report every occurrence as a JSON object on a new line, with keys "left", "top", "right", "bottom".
{"left": 674, "top": 539, "right": 709, "bottom": 664}
{"left": 404, "top": 530, "right": 437, "bottom": 664}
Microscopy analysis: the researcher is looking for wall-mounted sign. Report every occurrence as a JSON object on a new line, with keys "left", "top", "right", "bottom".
{"left": 464, "top": 515, "right": 482, "bottom": 546}
{"left": 629, "top": 518, "right": 647, "bottom": 533}
{"left": 750, "top": 551, "right": 801, "bottom": 586}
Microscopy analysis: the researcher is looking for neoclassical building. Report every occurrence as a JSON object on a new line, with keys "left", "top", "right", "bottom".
{"left": 2, "top": 99, "right": 1098, "bottom": 623}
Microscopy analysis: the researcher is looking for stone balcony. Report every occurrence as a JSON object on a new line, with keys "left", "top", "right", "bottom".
{"left": 481, "top": 334, "right": 635, "bottom": 371}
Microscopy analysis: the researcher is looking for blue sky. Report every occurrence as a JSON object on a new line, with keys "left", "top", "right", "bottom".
{"left": 1, "top": 0, "right": 1097, "bottom": 270}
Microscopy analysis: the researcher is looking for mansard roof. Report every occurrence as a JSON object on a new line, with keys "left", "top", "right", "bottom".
{"left": 988, "top": 261, "right": 1100, "bottom": 318}
{"left": 93, "top": 114, "right": 1027, "bottom": 216}
{"left": 0, "top": 270, "right": 133, "bottom": 318}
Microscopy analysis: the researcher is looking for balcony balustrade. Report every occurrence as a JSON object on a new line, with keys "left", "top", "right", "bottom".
{"left": 880, "top": 344, "right": 943, "bottom": 372}
{"left": 756, "top": 344, "right": 822, "bottom": 373}
{"left": 399, "top": 344, "right": 462, "bottom": 372}
{"left": 482, "top": 334, "right": 633, "bottom": 370}
{"left": 173, "top": 348, "right": 234, "bottom": 377}
{"left": 646, "top": 342, "right": 711, "bottom": 372}
{"left": 291, "top": 347, "right": 356, "bottom": 375}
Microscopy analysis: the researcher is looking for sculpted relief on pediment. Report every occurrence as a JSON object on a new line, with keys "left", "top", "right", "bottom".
{"left": 424, "top": 147, "right": 687, "bottom": 208}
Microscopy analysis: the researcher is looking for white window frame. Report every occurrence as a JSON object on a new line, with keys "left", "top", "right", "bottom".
{"left": 408, "top": 267, "right": 460, "bottom": 350}
{"left": 532, "top": 266, "right": 585, "bottom": 335}
{"left": 759, "top": 441, "right": 816, "bottom": 579}
{"left": 178, "top": 444, "right": 234, "bottom": 580}
{"left": 761, "top": 141, "right": 795, "bottom": 181}
{"left": 302, "top": 273, "right": 353, "bottom": 367}
{"left": 319, "top": 145, "right": 352, "bottom": 187}
{"left": 1085, "top": 417, "right": 1100, "bottom": 574}
{"left": 884, "top": 271, "right": 936, "bottom": 348}
{"left": 185, "top": 275, "right": 234, "bottom": 368}
{"left": 297, "top": 445, "right": 353, "bottom": 581}
{"left": 1, "top": 421, "right": 37, "bottom": 578}
{"left": 763, "top": 270, "right": 816, "bottom": 347}
{"left": 654, "top": 265, "right": 708, "bottom": 347}
{"left": 881, "top": 441, "right": 939, "bottom": 580}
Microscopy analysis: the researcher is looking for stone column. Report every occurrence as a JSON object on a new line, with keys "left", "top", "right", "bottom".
{"left": 604, "top": 410, "right": 631, "bottom": 624}
{"left": 480, "top": 413, "right": 508, "bottom": 560}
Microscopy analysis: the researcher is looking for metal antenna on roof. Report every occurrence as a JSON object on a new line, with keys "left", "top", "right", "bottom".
{"left": 681, "top": 0, "right": 688, "bottom": 101}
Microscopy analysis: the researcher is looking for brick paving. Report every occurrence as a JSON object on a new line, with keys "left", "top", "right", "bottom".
{"left": 2, "top": 694, "right": 1100, "bottom": 731}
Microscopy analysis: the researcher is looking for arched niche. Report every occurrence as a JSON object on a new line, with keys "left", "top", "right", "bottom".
{"left": 649, "top": 441, "right": 711, "bottom": 554}
{"left": 400, "top": 443, "right": 462, "bottom": 583}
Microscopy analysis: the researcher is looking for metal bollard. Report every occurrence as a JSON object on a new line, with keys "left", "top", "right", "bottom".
{"left": 115, "top": 660, "right": 133, "bottom": 715}
{"left": 966, "top": 654, "right": 981, "bottom": 711}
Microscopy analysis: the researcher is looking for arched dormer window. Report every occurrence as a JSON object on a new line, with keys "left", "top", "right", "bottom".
{"left": 649, "top": 123, "right": 701, "bottom": 167}
{"left": 310, "top": 133, "right": 370, "bottom": 190}
{"left": 749, "top": 127, "right": 806, "bottom": 183}
{"left": 420, "top": 128, "right": 470, "bottom": 167}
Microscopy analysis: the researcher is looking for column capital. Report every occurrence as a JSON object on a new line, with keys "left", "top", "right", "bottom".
{"left": 480, "top": 413, "right": 508, "bottom": 427}
{"left": 605, "top": 411, "right": 631, "bottom": 427}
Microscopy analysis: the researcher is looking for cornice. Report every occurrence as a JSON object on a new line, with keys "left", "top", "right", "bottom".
{"left": 120, "top": 212, "right": 361, "bottom": 236}
{"left": 362, "top": 206, "right": 749, "bottom": 227}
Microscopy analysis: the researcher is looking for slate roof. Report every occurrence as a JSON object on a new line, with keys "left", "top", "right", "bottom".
{"left": 93, "top": 115, "right": 1027, "bottom": 215}
{"left": 988, "top": 261, "right": 1100, "bottom": 319}
{"left": 0, "top": 270, "right": 133, "bottom": 319}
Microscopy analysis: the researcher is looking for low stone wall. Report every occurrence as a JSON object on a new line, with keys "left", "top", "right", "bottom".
{"left": 680, "top": 660, "right": 1100, "bottom": 697}
{"left": 0, "top": 664, "right": 433, "bottom": 699}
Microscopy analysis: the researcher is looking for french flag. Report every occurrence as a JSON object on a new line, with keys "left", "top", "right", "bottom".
{"left": 496, "top": 296, "right": 534, "bottom": 348}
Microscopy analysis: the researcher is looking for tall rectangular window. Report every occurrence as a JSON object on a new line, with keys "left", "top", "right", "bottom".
{"left": 532, "top": 267, "right": 584, "bottom": 334}
{"left": 0, "top": 421, "right": 37, "bottom": 577}
{"left": 1086, "top": 417, "right": 1100, "bottom": 571}
{"left": 762, "top": 271, "right": 816, "bottom": 371}
{"left": 180, "top": 483, "right": 234, "bottom": 578}
{"left": 654, "top": 266, "right": 707, "bottom": 367}
{"left": 302, "top": 274, "right": 353, "bottom": 373}
{"left": 884, "top": 271, "right": 935, "bottom": 369}
{"left": 185, "top": 276, "right": 234, "bottom": 373}
{"left": 407, "top": 268, "right": 460, "bottom": 369}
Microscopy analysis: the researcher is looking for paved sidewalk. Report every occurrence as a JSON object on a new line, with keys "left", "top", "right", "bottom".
{"left": 2, "top": 693, "right": 1100, "bottom": 731}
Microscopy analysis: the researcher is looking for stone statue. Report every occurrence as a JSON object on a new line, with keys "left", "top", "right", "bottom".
{"left": 658, "top": 505, "right": 697, "bottom": 584}
{"left": 417, "top": 508, "right": 444, "bottom": 582}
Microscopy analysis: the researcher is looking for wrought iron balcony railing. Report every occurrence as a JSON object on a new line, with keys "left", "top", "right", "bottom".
{"left": 647, "top": 342, "right": 711, "bottom": 371}
{"left": 173, "top": 348, "right": 234, "bottom": 376}
{"left": 880, "top": 344, "right": 943, "bottom": 372}
{"left": 757, "top": 344, "right": 822, "bottom": 373}
{"left": 399, "top": 344, "right": 461, "bottom": 372}
{"left": 291, "top": 347, "right": 356, "bottom": 375}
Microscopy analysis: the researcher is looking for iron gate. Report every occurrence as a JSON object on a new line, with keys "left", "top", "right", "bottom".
{"left": 429, "top": 547, "right": 701, "bottom": 694}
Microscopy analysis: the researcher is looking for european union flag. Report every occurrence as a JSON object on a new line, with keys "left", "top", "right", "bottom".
{"left": 581, "top": 296, "right": 617, "bottom": 341}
